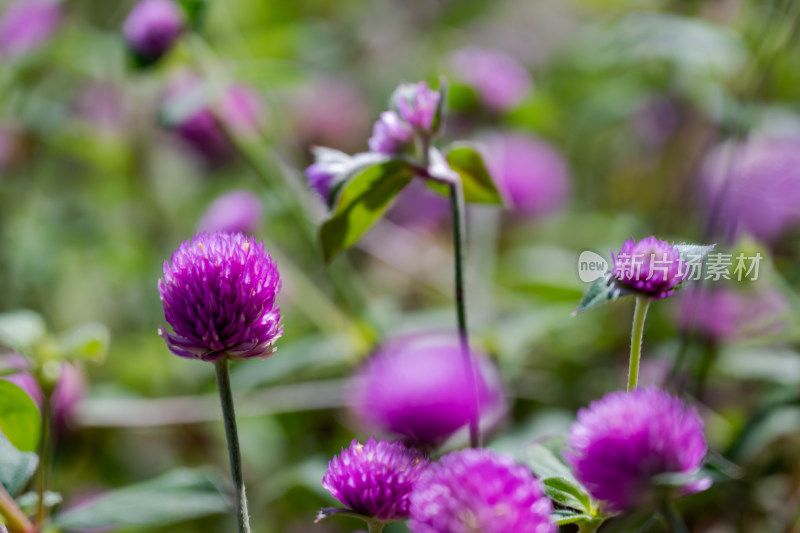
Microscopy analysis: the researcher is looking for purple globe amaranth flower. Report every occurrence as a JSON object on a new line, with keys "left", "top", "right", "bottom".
{"left": 408, "top": 448, "right": 555, "bottom": 533}
{"left": 700, "top": 136, "right": 800, "bottom": 243}
{"left": 0, "top": 0, "right": 61, "bottom": 58}
{"left": 367, "top": 111, "right": 414, "bottom": 155}
{"left": 450, "top": 46, "right": 533, "bottom": 112}
{"left": 393, "top": 82, "right": 441, "bottom": 133}
{"left": 565, "top": 388, "right": 710, "bottom": 513}
{"left": 123, "top": 0, "right": 184, "bottom": 65}
{"left": 158, "top": 232, "right": 282, "bottom": 361}
{"left": 483, "top": 133, "right": 570, "bottom": 217}
{"left": 322, "top": 437, "right": 428, "bottom": 522}
{"left": 197, "top": 190, "right": 262, "bottom": 235}
{"left": 350, "top": 332, "right": 506, "bottom": 448}
{"left": 612, "top": 236, "right": 686, "bottom": 299}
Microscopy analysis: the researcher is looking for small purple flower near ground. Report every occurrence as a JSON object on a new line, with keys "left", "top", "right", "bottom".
{"left": 123, "top": 0, "right": 184, "bottom": 65}
{"left": 158, "top": 232, "right": 282, "bottom": 361}
{"left": 450, "top": 46, "right": 533, "bottom": 112}
{"left": 367, "top": 111, "right": 414, "bottom": 155}
{"left": 394, "top": 82, "right": 441, "bottom": 133}
{"left": 0, "top": 0, "right": 61, "bottom": 58}
{"left": 322, "top": 437, "right": 428, "bottom": 522}
{"left": 565, "top": 388, "right": 710, "bottom": 513}
{"left": 408, "top": 448, "right": 555, "bottom": 533}
{"left": 197, "top": 190, "right": 262, "bottom": 235}
{"left": 612, "top": 236, "right": 686, "bottom": 299}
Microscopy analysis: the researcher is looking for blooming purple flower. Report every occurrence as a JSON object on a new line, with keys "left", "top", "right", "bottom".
{"left": 0, "top": 0, "right": 60, "bottom": 58}
{"left": 367, "top": 111, "right": 414, "bottom": 155}
{"left": 408, "top": 448, "right": 555, "bottom": 533}
{"left": 565, "top": 388, "right": 709, "bottom": 513}
{"left": 700, "top": 137, "right": 800, "bottom": 243}
{"left": 483, "top": 133, "right": 571, "bottom": 217}
{"left": 304, "top": 147, "right": 353, "bottom": 202}
{"left": 450, "top": 46, "right": 533, "bottom": 112}
{"left": 158, "top": 232, "right": 282, "bottom": 361}
{"left": 393, "top": 82, "right": 441, "bottom": 133}
{"left": 123, "top": 0, "right": 184, "bottom": 65}
{"left": 197, "top": 190, "right": 262, "bottom": 235}
{"left": 322, "top": 437, "right": 428, "bottom": 522}
{"left": 350, "top": 332, "right": 506, "bottom": 448}
{"left": 612, "top": 236, "right": 686, "bottom": 299}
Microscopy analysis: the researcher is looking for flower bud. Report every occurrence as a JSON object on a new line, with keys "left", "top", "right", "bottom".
{"left": 367, "top": 111, "right": 414, "bottom": 155}
{"left": 123, "top": 0, "right": 184, "bottom": 66}
{"left": 0, "top": 0, "right": 61, "bottom": 58}
{"left": 393, "top": 82, "right": 441, "bottom": 134}
{"left": 450, "top": 46, "right": 532, "bottom": 112}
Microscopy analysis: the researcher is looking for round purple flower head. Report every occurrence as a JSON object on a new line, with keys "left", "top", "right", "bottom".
{"left": 612, "top": 236, "right": 686, "bottom": 299}
{"left": 368, "top": 111, "right": 414, "bottom": 155}
{"left": 408, "top": 448, "right": 555, "bottom": 533}
{"left": 123, "top": 0, "right": 184, "bottom": 65}
{"left": 351, "top": 333, "right": 506, "bottom": 448}
{"left": 158, "top": 232, "right": 282, "bottom": 361}
{"left": 565, "top": 388, "right": 709, "bottom": 513}
{"left": 322, "top": 437, "right": 428, "bottom": 522}
{"left": 450, "top": 46, "right": 533, "bottom": 112}
{"left": 0, "top": 0, "right": 61, "bottom": 58}
{"left": 393, "top": 82, "right": 441, "bottom": 133}
{"left": 197, "top": 190, "right": 262, "bottom": 235}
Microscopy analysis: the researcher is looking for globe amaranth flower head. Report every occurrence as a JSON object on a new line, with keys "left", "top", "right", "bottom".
{"left": 197, "top": 190, "right": 262, "bottom": 235}
{"left": 350, "top": 332, "right": 506, "bottom": 448}
{"left": 0, "top": 0, "right": 61, "bottom": 58}
{"left": 408, "top": 448, "right": 555, "bottom": 533}
{"left": 158, "top": 232, "right": 282, "bottom": 361}
{"left": 367, "top": 111, "right": 414, "bottom": 155}
{"left": 612, "top": 236, "right": 686, "bottom": 299}
{"left": 322, "top": 437, "right": 428, "bottom": 522}
{"left": 450, "top": 46, "right": 533, "bottom": 112}
{"left": 123, "top": 0, "right": 184, "bottom": 65}
{"left": 565, "top": 388, "right": 710, "bottom": 513}
{"left": 392, "top": 81, "right": 441, "bottom": 133}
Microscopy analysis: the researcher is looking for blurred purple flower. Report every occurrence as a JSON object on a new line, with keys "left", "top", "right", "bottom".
{"left": 450, "top": 46, "right": 532, "bottom": 112}
{"left": 158, "top": 232, "right": 282, "bottom": 361}
{"left": 51, "top": 363, "right": 87, "bottom": 429}
{"left": 393, "top": 82, "right": 440, "bottom": 133}
{"left": 386, "top": 180, "right": 450, "bottom": 230}
{"left": 700, "top": 137, "right": 800, "bottom": 242}
{"left": 304, "top": 147, "right": 353, "bottom": 203}
{"left": 123, "top": 0, "right": 184, "bottom": 65}
{"left": 565, "top": 388, "right": 709, "bottom": 513}
{"left": 408, "top": 448, "right": 555, "bottom": 533}
{"left": 483, "top": 133, "right": 570, "bottom": 217}
{"left": 322, "top": 437, "right": 428, "bottom": 522}
{"left": 197, "top": 190, "right": 262, "bottom": 235}
{"left": 612, "top": 236, "right": 686, "bottom": 299}
{"left": 3, "top": 372, "right": 44, "bottom": 406}
{"left": 0, "top": 0, "right": 60, "bottom": 58}
{"left": 632, "top": 95, "right": 680, "bottom": 147}
{"left": 350, "top": 332, "right": 506, "bottom": 448}
{"left": 368, "top": 111, "right": 414, "bottom": 155}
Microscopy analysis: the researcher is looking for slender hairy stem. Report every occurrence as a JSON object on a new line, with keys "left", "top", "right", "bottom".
{"left": 627, "top": 296, "right": 651, "bottom": 392}
{"left": 214, "top": 359, "right": 251, "bottom": 533}
{"left": 0, "top": 482, "right": 35, "bottom": 533}
{"left": 367, "top": 520, "right": 386, "bottom": 533}
{"left": 662, "top": 502, "right": 690, "bottom": 533}
{"left": 449, "top": 181, "right": 480, "bottom": 448}
{"left": 35, "top": 396, "right": 53, "bottom": 525}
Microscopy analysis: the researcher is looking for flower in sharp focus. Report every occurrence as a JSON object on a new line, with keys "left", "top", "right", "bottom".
{"left": 350, "top": 332, "right": 506, "bottom": 448}
{"left": 197, "top": 190, "right": 263, "bottom": 235}
{"left": 322, "top": 437, "right": 428, "bottom": 522}
{"left": 0, "top": 0, "right": 61, "bottom": 58}
{"left": 450, "top": 46, "right": 532, "bottom": 112}
{"left": 612, "top": 236, "right": 686, "bottom": 299}
{"left": 408, "top": 448, "right": 555, "bottom": 533}
{"left": 158, "top": 232, "right": 282, "bottom": 361}
{"left": 367, "top": 111, "right": 414, "bottom": 155}
{"left": 123, "top": 0, "right": 184, "bottom": 66}
{"left": 393, "top": 82, "right": 441, "bottom": 133}
{"left": 564, "top": 388, "right": 710, "bottom": 513}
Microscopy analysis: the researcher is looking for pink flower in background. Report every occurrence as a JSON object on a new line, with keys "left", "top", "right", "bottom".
{"left": 450, "top": 46, "right": 533, "bottom": 112}
{"left": 632, "top": 94, "right": 680, "bottom": 146}
{"left": 197, "top": 190, "right": 263, "bottom": 235}
{"left": 483, "top": 133, "right": 570, "bottom": 217}
{"left": 123, "top": 0, "right": 184, "bottom": 65}
{"left": 0, "top": 0, "right": 61, "bottom": 58}
{"left": 386, "top": 180, "right": 450, "bottom": 230}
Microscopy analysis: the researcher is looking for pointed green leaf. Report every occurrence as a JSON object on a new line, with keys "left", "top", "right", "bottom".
{"left": 543, "top": 476, "right": 593, "bottom": 513}
{"left": 320, "top": 159, "right": 414, "bottom": 262}
{"left": 574, "top": 273, "right": 635, "bottom": 315}
{"left": 523, "top": 436, "right": 577, "bottom": 483}
{"left": 444, "top": 142, "right": 504, "bottom": 205}
{"left": 552, "top": 509, "right": 601, "bottom": 527}
{"left": 0, "top": 430, "right": 38, "bottom": 496}
{"left": 0, "top": 380, "right": 41, "bottom": 452}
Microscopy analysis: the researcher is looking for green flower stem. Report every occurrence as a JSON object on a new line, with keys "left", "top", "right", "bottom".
{"left": 0, "top": 482, "right": 35, "bottom": 533}
{"left": 35, "top": 393, "right": 54, "bottom": 526}
{"left": 448, "top": 180, "right": 480, "bottom": 448}
{"left": 367, "top": 520, "right": 386, "bottom": 533}
{"left": 214, "top": 359, "right": 251, "bottom": 533}
{"left": 627, "top": 296, "right": 651, "bottom": 392}
{"left": 578, "top": 522, "right": 600, "bottom": 533}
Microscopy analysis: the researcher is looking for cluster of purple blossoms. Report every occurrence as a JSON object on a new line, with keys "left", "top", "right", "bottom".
{"left": 158, "top": 232, "right": 282, "bottom": 361}
{"left": 322, "top": 437, "right": 428, "bottom": 522}
{"left": 0, "top": 0, "right": 61, "bottom": 58}
{"left": 367, "top": 82, "right": 441, "bottom": 155}
{"left": 367, "top": 111, "right": 414, "bottom": 155}
{"left": 408, "top": 448, "right": 555, "bottom": 533}
{"left": 612, "top": 236, "right": 686, "bottom": 299}
{"left": 196, "top": 190, "right": 263, "bottom": 235}
{"left": 450, "top": 46, "right": 533, "bottom": 112}
{"left": 123, "top": 0, "right": 184, "bottom": 65}
{"left": 565, "top": 388, "right": 709, "bottom": 513}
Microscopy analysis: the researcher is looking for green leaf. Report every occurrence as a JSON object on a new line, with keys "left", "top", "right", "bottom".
{"left": 552, "top": 509, "right": 600, "bottom": 526}
{"left": 0, "top": 310, "right": 46, "bottom": 353}
{"left": 53, "top": 468, "right": 231, "bottom": 530}
{"left": 58, "top": 322, "right": 110, "bottom": 363}
{"left": 0, "top": 380, "right": 41, "bottom": 452}
{"left": 320, "top": 159, "right": 414, "bottom": 262}
{"left": 523, "top": 435, "right": 577, "bottom": 483}
{"left": 573, "top": 273, "right": 635, "bottom": 315}
{"left": 176, "top": 0, "right": 207, "bottom": 28}
{"left": 444, "top": 142, "right": 504, "bottom": 204}
{"left": 543, "top": 476, "right": 593, "bottom": 513}
{"left": 0, "top": 430, "right": 38, "bottom": 496}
